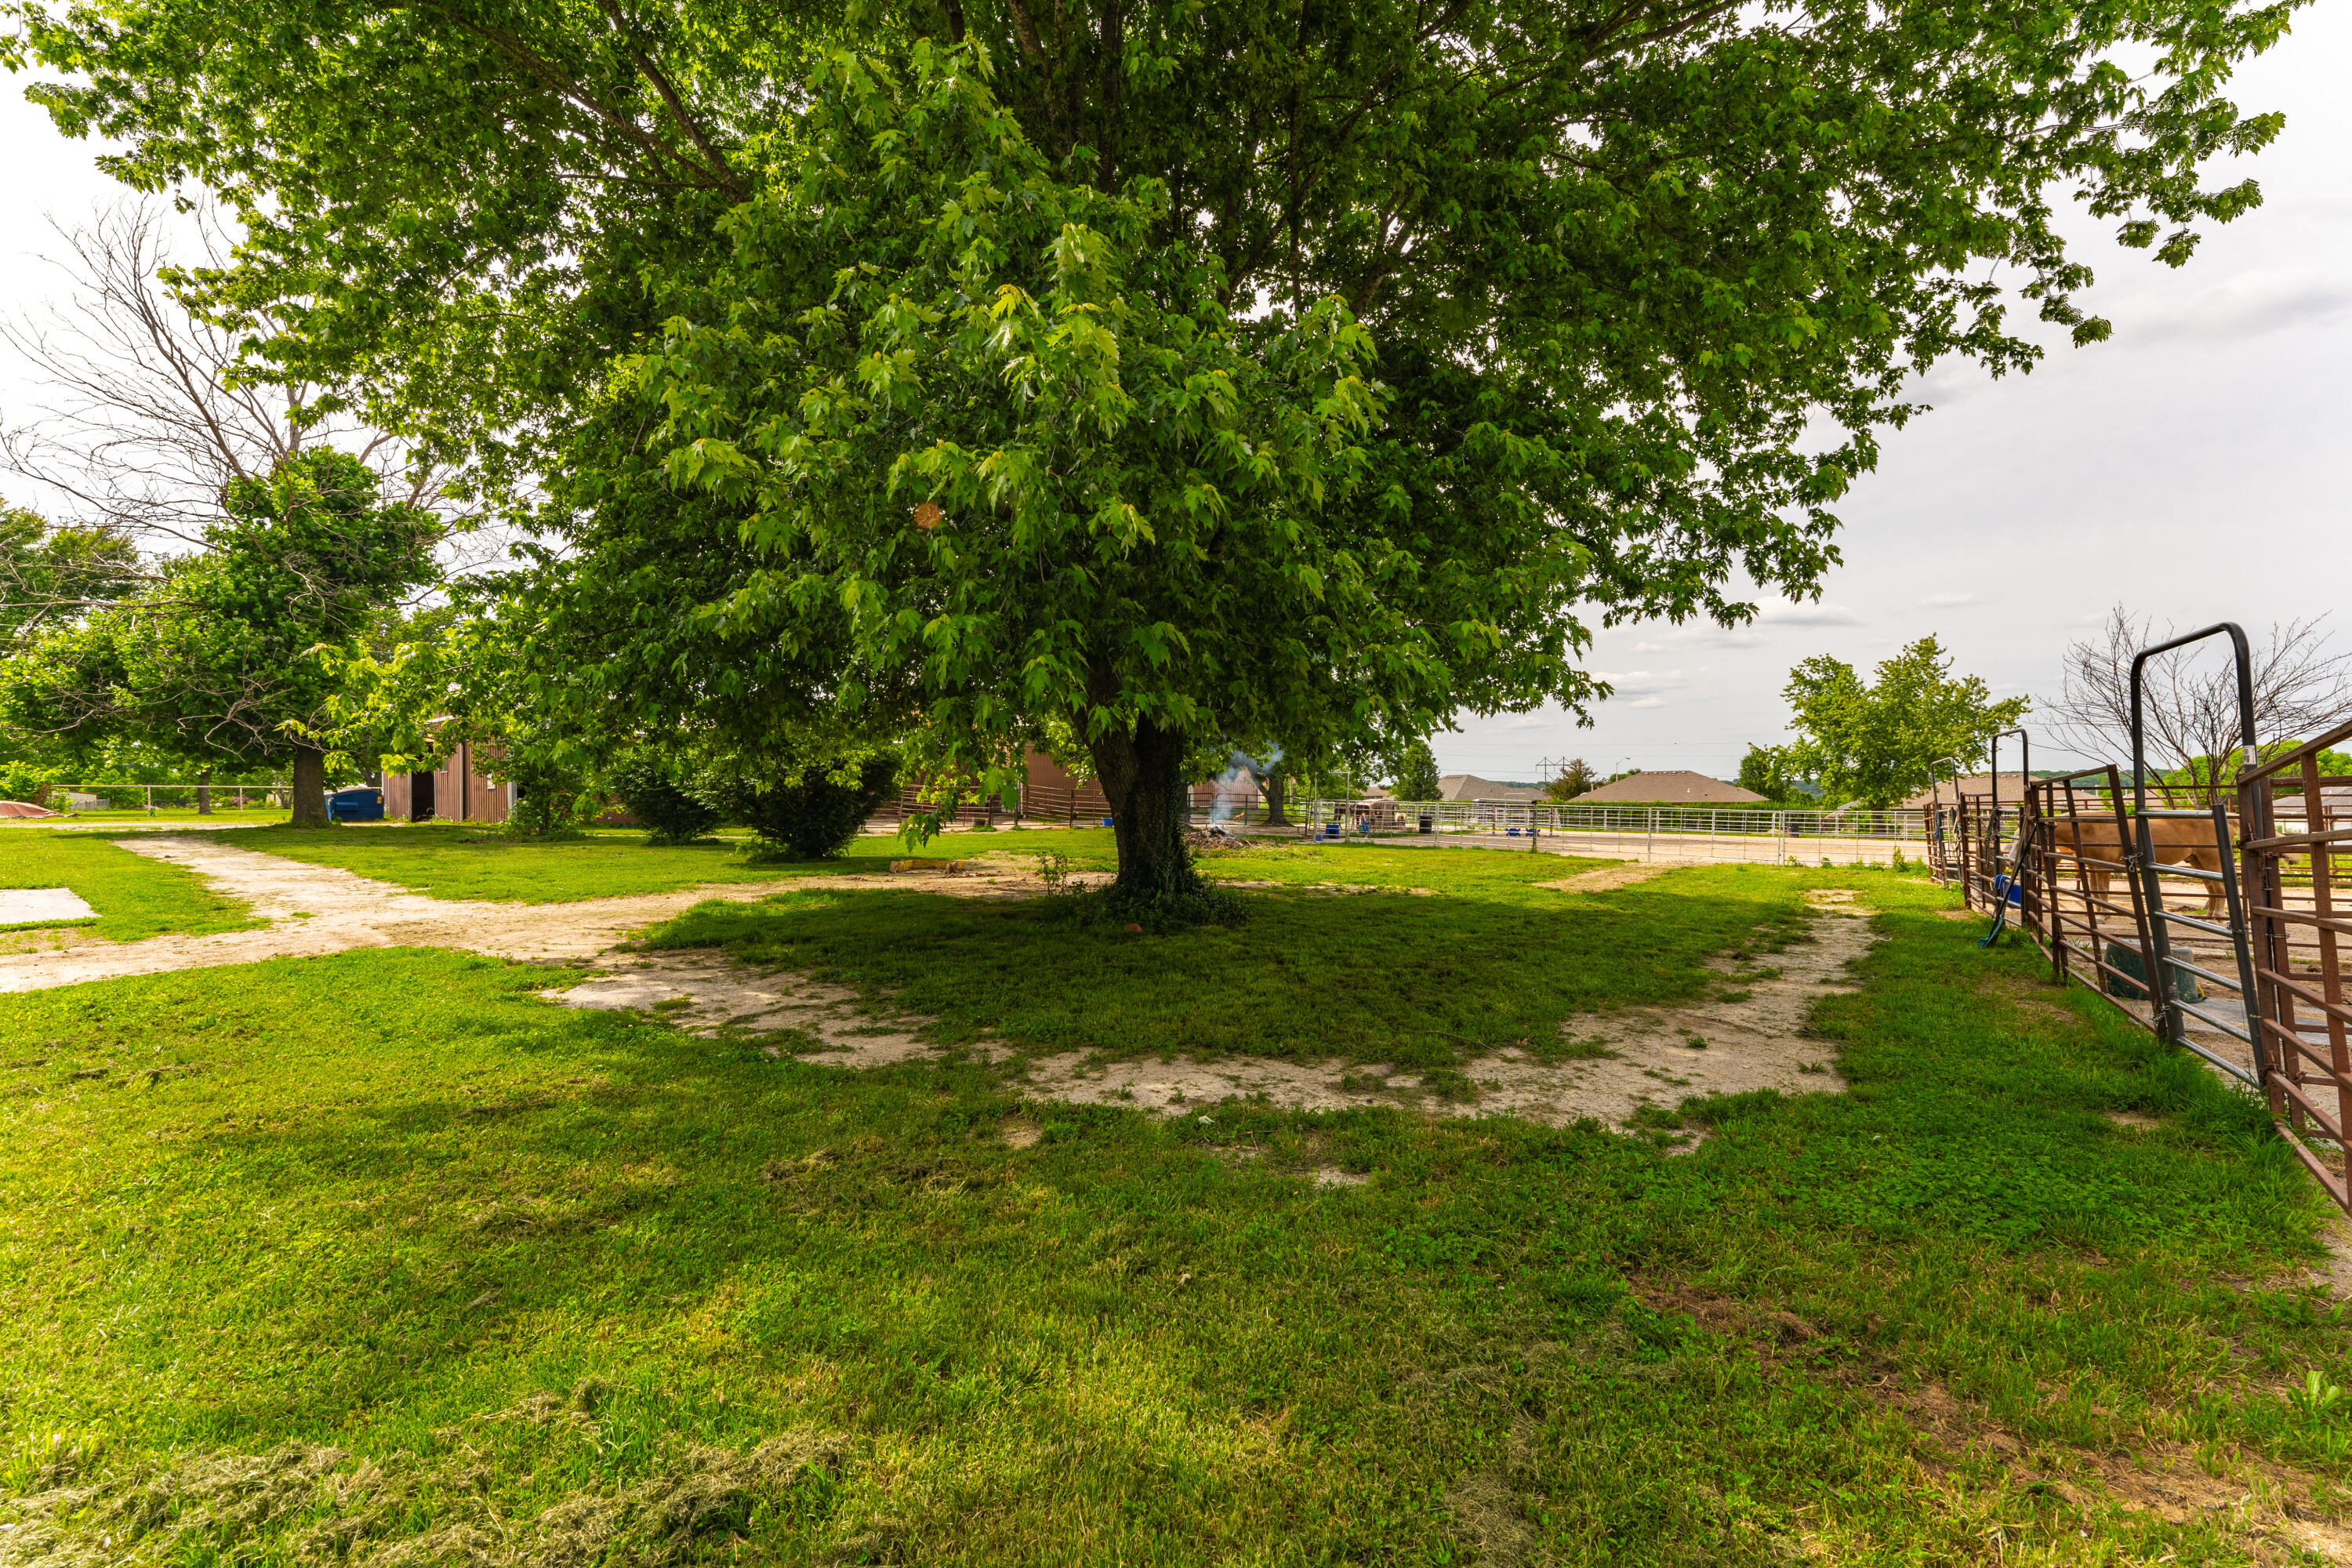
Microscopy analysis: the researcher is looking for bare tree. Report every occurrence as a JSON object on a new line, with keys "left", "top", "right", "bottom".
{"left": 2045, "top": 605, "right": 2352, "bottom": 801}
{"left": 0, "top": 201, "right": 492, "bottom": 575}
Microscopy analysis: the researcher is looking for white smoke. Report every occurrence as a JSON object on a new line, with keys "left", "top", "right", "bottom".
{"left": 1207, "top": 743, "right": 1285, "bottom": 823}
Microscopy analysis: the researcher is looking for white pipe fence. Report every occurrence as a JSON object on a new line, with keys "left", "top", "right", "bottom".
{"left": 1262, "top": 799, "right": 1932, "bottom": 867}
{"left": 16, "top": 782, "right": 292, "bottom": 813}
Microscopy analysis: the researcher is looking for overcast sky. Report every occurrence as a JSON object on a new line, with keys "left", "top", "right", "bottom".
{"left": 2, "top": 12, "right": 2345, "bottom": 784}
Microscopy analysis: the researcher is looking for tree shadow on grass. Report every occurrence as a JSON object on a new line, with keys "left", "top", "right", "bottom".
{"left": 643, "top": 880, "right": 1817, "bottom": 1071}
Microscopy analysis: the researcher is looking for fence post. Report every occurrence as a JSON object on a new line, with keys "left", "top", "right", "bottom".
{"left": 1646, "top": 808, "right": 1655, "bottom": 863}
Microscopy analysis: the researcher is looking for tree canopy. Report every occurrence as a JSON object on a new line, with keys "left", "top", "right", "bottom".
{"left": 0, "top": 451, "right": 437, "bottom": 822}
{"left": 1, "top": 505, "right": 143, "bottom": 652}
{"left": 1769, "top": 635, "right": 2027, "bottom": 808}
{"left": 9, "top": 0, "right": 2299, "bottom": 894}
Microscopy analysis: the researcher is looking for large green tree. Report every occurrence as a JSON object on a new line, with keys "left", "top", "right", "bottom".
{"left": 0, "top": 452, "right": 437, "bottom": 823}
{"left": 1772, "top": 635, "right": 2027, "bottom": 808}
{"left": 9, "top": 0, "right": 2297, "bottom": 895}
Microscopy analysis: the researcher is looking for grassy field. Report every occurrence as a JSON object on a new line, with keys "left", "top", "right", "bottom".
{"left": 3, "top": 868, "right": 2349, "bottom": 1563}
{"left": 0, "top": 831, "right": 260, "bottom": 942}
{"left": 205, "top": 821, "right": 1012, "bottom": 902}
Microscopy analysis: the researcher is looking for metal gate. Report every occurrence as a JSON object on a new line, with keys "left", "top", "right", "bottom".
{"left": 2005, "top": 622, "right": 2352, "bottom": 1211}
{"left": 2238, "top": 720, "right": 2352, "bottom": 1206}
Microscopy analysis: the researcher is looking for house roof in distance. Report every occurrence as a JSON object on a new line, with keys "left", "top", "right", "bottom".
{"left": 1574, "top": 770, "right": 1767, "bottom": 804}
{"left": 1436, "top": 773, "right": 1548, "bottom": 802}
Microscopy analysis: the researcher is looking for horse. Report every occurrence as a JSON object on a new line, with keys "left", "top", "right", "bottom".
{"left": 2045, "top": 813, "right": 2232, "bottom": 917}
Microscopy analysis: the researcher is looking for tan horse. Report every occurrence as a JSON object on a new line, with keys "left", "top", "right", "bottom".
{"left": 2045, "top": 814, "right": 2232, "bottom": 916}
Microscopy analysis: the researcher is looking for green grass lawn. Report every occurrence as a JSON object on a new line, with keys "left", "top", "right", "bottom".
{"left": 0, "top": 830, "right": 260, "bottom": 941}
{"left": 209, "top": 820, "right": 1018, "bottom": 903}
{"left": 4, "top": 872, "right": 2349, "bottom": 1563}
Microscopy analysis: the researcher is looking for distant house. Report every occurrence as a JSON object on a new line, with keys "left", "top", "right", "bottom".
{"left": 1436, "top": 773, "right": 1548, "bottom": 803}
{"left": 1895, "top": 772, "right": 2034, "bottom": 810}
{"left": 1573, "top": 770, "right": 1766, "bottom": 805}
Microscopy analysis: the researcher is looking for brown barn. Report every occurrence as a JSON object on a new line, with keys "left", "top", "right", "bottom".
{"left": 382, "top": 739, "right": 513, "bottom": 824}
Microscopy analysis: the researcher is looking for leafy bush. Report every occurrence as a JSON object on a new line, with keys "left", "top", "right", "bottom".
{"left": 608, "top": 752, "right": 723, "bottom": 845}
{"left": 704, "top": 757, "right": 898, "bottom": 861}
{"left": 501, "top": 759, "right": 592, "bottom": 840}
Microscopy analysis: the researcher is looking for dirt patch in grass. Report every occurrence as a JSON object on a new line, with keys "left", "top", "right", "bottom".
{"left": 549, "top": 953, "right": 937, "bottom": 1062}
{"left": 546, "top": 901, "right": 1875, "bottom": 1138}
{"left": 1884, "top": 1378, "right": 2352, "bottom": 1559}
{"left": 1535, "top": 862, "right": 1671, "bottom": 895}
{"left": 2259, "top": 1210, "right": 2352, "bottom": 1300}
{"left": 0, "top": 926, "right": 108, "bottom": 958}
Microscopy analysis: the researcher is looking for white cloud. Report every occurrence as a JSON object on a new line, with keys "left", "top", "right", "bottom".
{"left": 1925, "top": 591, "right": 1983, "bottom": 608}
{"left": 1627, "top": 696, "right": 1669, "bottom": 709}
{"left": 1757, "top": 599, "right": 1864, "bottom": 627}
{"left": 1591, "top": 669, "right": 1686, "bottom": 698}
{"left": 2122, "top": 270, "right": 2352, "bottom": 346}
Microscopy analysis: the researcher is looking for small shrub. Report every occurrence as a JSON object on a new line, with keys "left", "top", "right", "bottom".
{"left": 501, "top": 760, "right": 591, "bottom": 840}
{"left": 608, "top": 752, "right": 723, "bottom": 845}
{"left": 706, "top": 757, "right": 899, "bottom": 861}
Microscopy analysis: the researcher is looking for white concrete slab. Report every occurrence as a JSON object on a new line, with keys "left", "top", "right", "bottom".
{"left": 0, "top": 887, "right": 97, "bottom": 925}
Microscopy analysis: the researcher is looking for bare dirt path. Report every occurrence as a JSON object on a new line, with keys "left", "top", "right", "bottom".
{"left": 0, "top": 837, "right": 1074, "bottom": 995}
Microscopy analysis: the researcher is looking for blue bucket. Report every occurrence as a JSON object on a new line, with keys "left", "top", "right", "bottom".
{"left": 1991, "top": 873, "right": 2024, "bottom": 907}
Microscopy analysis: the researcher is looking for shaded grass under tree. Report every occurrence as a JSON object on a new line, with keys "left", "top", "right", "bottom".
{"left": 647, "top": 857, "right": 1835, "bottom": 1070}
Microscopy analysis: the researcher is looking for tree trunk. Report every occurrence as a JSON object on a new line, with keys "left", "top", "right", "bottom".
{"left": 1262, "top": 768, "right": 1290, "bottom": 826}
{"left": 1087, "top": 713, "right": 1201, "bottom": 901}
{"left": 288, "top": 746, "right": 330, "bottom": 826}
{"left": 196, "top": 769, "right": 212, "bottom": 815}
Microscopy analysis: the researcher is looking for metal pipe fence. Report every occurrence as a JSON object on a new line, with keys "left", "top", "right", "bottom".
{"left": 11, "top": 782, "right": 291, "bottom": 813}
{"left": 1273, "top": 800, "right": 1930, "bottom": 866}
{"left": 1955, "top": 629, "right": 2352, "bottom": 1212}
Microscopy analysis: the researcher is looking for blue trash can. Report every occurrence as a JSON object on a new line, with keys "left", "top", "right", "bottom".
{"left": 326, "top": 787, "right": 385, "bottom": 823}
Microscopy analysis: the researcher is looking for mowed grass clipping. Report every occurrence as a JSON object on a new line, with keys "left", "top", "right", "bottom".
{"left": 0, "top": 829, "right": 259, "bottom": 940}
{"left": 212, "top": 819, "right": 1007, "bottom": 903}
{"left": 648, "top": 856, "right": 1828, "bottom": 1069}
{"left": 4, "top": 880, "right": 2352, "bottom": 1562}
